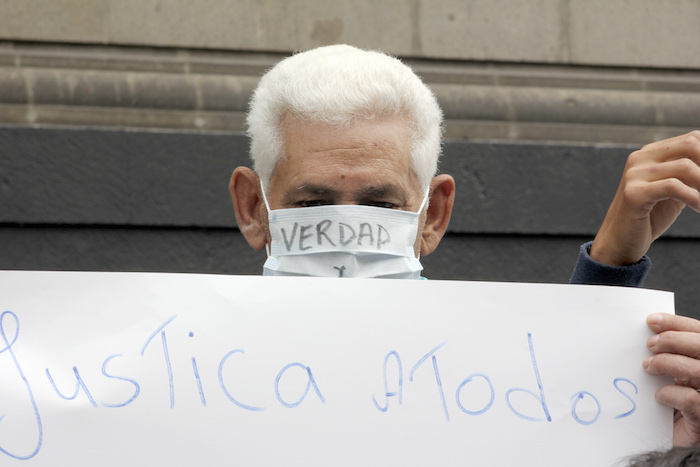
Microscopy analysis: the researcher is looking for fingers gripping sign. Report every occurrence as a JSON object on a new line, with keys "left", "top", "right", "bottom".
{"left": 645, "top": 313, "right": 700, "bottom": 446}
{"left": 591, "top": 131, "right": 700, "bottom": 267}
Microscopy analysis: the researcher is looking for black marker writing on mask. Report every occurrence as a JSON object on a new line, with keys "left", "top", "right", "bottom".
{"left": 280, "top": 220, "right": 391, "bottom": 252}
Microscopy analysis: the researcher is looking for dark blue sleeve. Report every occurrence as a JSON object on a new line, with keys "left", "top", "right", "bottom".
{"left": 569, "top": 241, "right": 651, "bottom": 287}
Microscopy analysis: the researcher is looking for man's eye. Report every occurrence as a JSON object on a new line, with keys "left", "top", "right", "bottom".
{"left": 298, "top": 200, "right": 328, "bottom": 207}
{"left": 363, "top": 201, "right": 397, "bottom": 209}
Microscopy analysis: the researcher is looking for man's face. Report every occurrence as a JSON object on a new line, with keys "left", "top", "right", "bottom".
{"left": 263, "top": 116, "right": 426, "bottom": 255}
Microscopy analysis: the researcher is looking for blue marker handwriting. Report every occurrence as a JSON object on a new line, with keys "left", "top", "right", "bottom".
{"left": 371, "top": 333, "right": 639, "bottom": 426}
{"left": 0, "top": 311, "right": 641, "bottom": 461}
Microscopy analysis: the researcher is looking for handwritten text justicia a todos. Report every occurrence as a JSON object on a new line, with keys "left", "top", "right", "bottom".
{"left": 0, "top": 311, "right": 638, "bottom": 461}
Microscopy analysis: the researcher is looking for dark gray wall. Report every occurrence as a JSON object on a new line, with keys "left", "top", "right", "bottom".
{"left": 2, "top": 126, "right": 699, "bottom": 317}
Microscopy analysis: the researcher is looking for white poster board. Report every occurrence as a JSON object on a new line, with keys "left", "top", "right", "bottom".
{"left": 0, "top": 271, "right": 673, "bottom": 466}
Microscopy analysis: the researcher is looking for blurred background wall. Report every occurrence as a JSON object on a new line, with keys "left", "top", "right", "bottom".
{"left": 1, "top": 0, "right": 699, "bottom": 315}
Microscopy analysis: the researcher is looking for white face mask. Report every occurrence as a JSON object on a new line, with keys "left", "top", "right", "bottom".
{"left": 260, "top": 184, "right": 428, "bottom": 279}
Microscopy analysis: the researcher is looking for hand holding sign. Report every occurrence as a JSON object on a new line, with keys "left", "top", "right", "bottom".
{"left": 644, "top": 313, "right": 700, "bottom": 446}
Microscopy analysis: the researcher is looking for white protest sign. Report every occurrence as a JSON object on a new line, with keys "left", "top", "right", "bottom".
{"left": 0, "top": 271, "right": 673, "bottom": 466}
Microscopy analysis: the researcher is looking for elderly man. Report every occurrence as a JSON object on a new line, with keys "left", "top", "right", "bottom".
{"left": 229, "top": 44, "right": 700, "bottom": 445}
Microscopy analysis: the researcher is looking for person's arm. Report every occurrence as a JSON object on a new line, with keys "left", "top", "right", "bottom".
{"left": 570, "top": 241, "right": 650, "bottom": 287}
{"left": 581, "top": 131, "right": 700, "bottom": 446}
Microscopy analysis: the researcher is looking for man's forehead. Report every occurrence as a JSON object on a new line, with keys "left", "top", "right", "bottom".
{"left": 282, "top": 115, "right": 411, "bottom": 149}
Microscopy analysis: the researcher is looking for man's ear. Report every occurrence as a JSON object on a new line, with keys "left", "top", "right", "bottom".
{"left": 229, "top": 167, "right": 268, "bottom": 250}
{"left": 420, "top": 174, "right": 456, "bottom": 256}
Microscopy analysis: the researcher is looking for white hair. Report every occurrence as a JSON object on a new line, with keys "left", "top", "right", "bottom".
{"left": 246, "top": 44, "right": 443, "bottom": 193}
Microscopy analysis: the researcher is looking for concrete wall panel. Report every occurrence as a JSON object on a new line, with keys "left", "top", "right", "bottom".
{"left": 569, "top": 0, "right": 700, "bottom": 68}
{"left": 1, "top": 0, "right": 698, "bottom": 68}
{"left": 419, "top": 0, "right": 564, "bottom": 62}
{"left": 4, "top": 127, "right": 700, "bottom": 235}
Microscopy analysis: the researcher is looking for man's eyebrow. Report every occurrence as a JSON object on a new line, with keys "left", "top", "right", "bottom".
{"left": 286, "top": 183, "right": 408, "bottom": 203}
{"left": 361, "top": 185, "right": 407, "bottom": 201}
{"left": 288, "top": 184, "right": 340, "bottom": 196}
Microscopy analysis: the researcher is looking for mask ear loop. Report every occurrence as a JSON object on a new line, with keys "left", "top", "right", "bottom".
{"left": 259, "top": 180, "right": 273, "bottom": 257}
{"left": 259, "top": 180, "right": 272, "bottom": 212}
{"left": 417, "top": 188, "right": 430, "bottom": 214}
{"left": 414, "top": 188, "right": 431, "bottom": 260}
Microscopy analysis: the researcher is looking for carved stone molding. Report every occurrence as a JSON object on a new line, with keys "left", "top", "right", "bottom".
{"left": 1, "top": 42, "right": 698, "bottom": 144}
